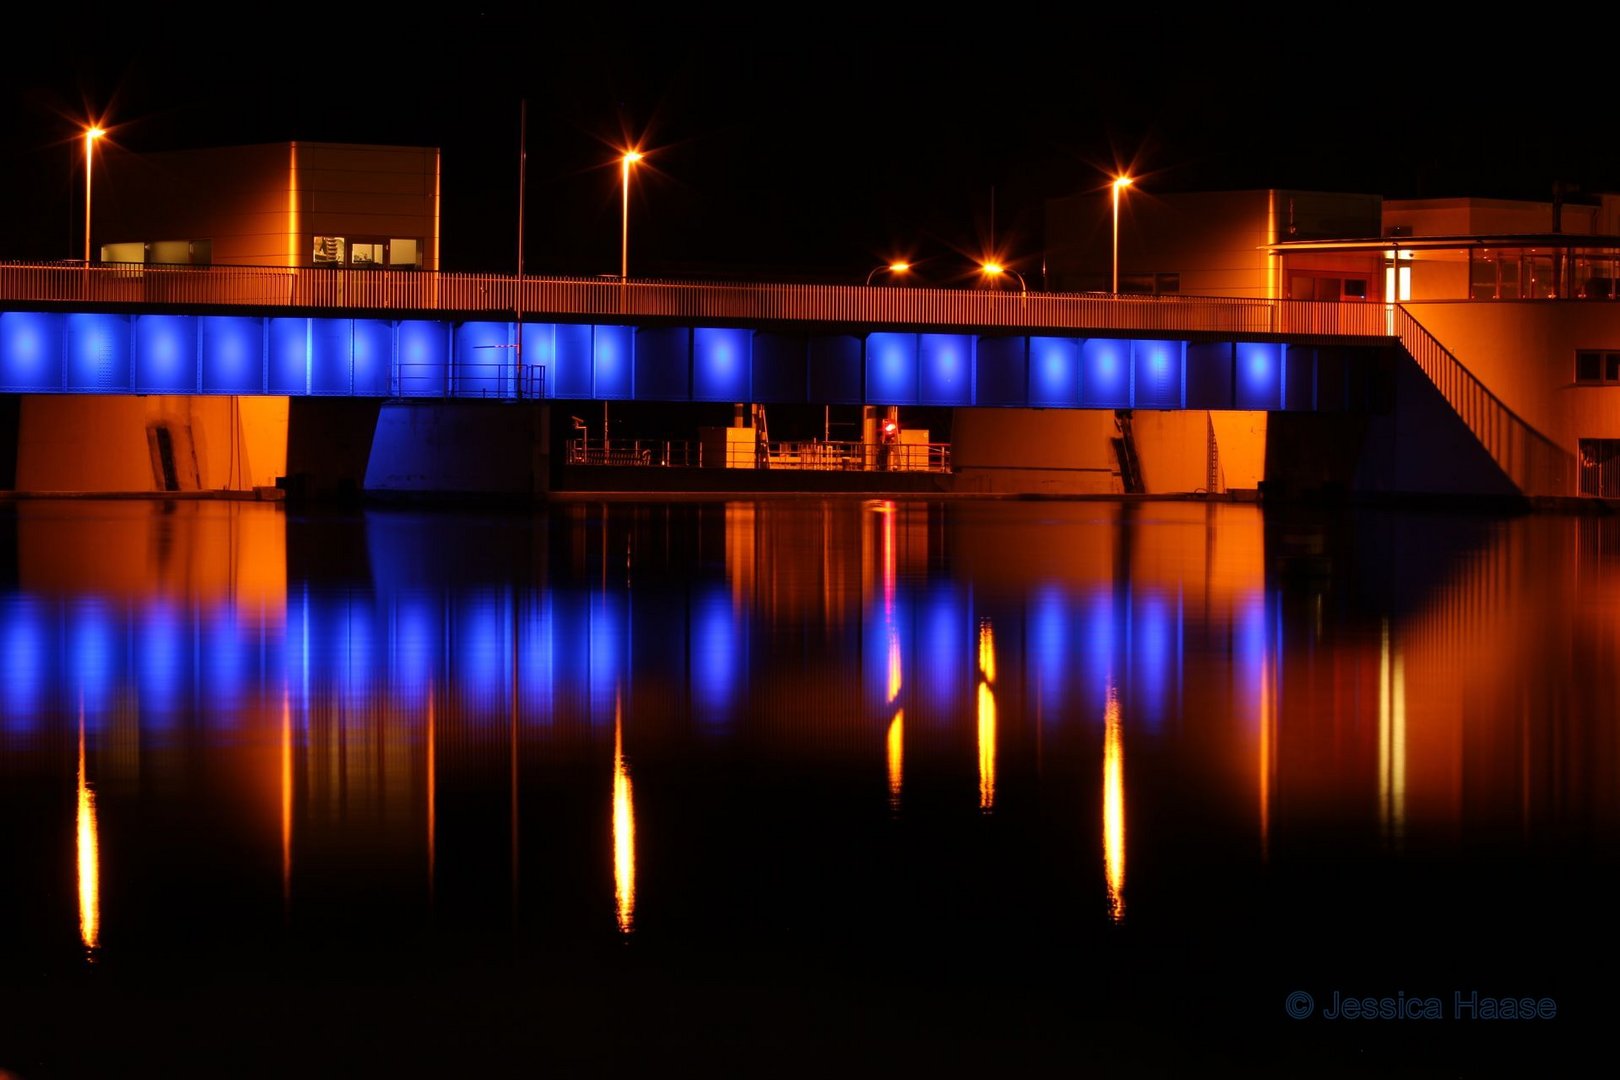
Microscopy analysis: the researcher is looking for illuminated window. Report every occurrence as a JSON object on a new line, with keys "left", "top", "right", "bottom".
{"left": 313, "top": 236, "right": 344, "bottom": 265}
{"left": 389, "top": 238, "right": 421, "bottom": 269}
{"left": 311, "top": 236, "right": 421, "bottom": 268}
{"left": 349, "top": 241, "right": 385, "bottom": 267}
{"left": 1383, "top": 250, "right": 1413, "bottom": 302}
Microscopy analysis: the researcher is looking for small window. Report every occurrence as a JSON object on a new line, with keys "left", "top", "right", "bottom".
{"left": 313, "top": 236, "right": 344, "bottom": 265}
{"left": 1575, "top": 350, "right": 1620, "bottom": 384}
{"left": 1344, "top": 279, "right": 1368, "bottom": 300}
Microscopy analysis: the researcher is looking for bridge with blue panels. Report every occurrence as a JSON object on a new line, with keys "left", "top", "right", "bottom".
{"left": 0, "top": 314, "right": 1395, "bottom": 414}
{"left": 0, "top": 262, "right": 1405, "bottom": 412}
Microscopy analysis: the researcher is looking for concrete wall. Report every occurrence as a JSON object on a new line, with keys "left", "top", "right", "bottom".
{"left": 95, "top": 142, "right": 439, "bottom": 269}
{"left": 297, "top": 143, "right": 440, "bottom": 270}
{"left": 99, "top": 143, "right": 296, "bottom": 265}
{"left": 1404, "top": 300, "right": 1620, "bottom": 450}
{"left": 364, "top": 401, "right": 549, "bottom": 498}
{"left": 12, "top": 395, "right": 287, "bottom": 493}
{"left": 952, "top": 407, "right": 1270, "bottom": 496}
{"left": 950, "top": 408, "right": 1122, "bottom": 493}
{"left": 1045, "top": 189, "right": 1380, "bottom": 297}
{"left": 1384, "top": 197, "right": 1598, "bottom": 237}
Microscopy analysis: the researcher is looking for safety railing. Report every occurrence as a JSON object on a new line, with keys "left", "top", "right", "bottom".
{"left": 396, "top": 361, "right": 545, "bottom": 399}
{"left": 0, "top": 261, "right": 1398, "bottom": 339}
{"left": 1390, "top": 306, "right": 1575, "bottom": 497}
{"left": 565, "top": 437, "right": 951, "bottom": 473}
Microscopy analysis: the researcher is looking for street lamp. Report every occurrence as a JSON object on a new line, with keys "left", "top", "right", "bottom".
{"left": 83, "top": 126, "right": 105, "bottom": 264}
{"left": 980, "top": 261, "right": 1027, "bottom": 292}
{"left": 1112, "top": 174, "right": 1134, "bottom": 294}
{"left": 620, "top": 149, "right": 643, "bottom": 282}
{"left": 866, "top": 261, "right": 911, "bottom": 285}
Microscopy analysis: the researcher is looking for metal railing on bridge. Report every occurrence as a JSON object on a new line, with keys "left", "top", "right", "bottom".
{"left": 0, "top": 261, "right": 1397, "bottom": 339}
{"left": 1389, "top": 307, "right": 1576, "bottom": 498}
{"left": 565, "top": 437, "right": 951, "bottom": 473}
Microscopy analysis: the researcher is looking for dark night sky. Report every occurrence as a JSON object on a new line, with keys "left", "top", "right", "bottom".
{"left": 2, "top": 12, "right": 1613, "bottom": 282}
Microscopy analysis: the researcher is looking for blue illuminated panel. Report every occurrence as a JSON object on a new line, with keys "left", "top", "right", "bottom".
{"left": 66, "top": 313, "right": 131, "bottom": 391}
{"left": 454, "top": 321, "right": 512, "bottom": 398}
{"left": 0, "top": 311, "right": 62, "bottom": 391}
{"left": 1185, "top": 341, "right": 1234, "bottom": 409}
{"left": 694, "top": 327, "right": 751, "bottom": 402}
{"left": 268, "top": 318, "right": 310, "bottom": 394}
{"left": 200, "top": 316, "right": 262, "bottom": 393}
{"left": 1284, "top": 345, "right": 1314, "bottom": 410}
{"left": 1235, "top": 341, "right": 1282, "bottom": 410}
{"left": 752, "top": 332, "right": 805, "bottom": 402}
{"left": 551, "top": 323, "right": 594, "bottom": 398}
{"left": 398, "top": 320, "right": 448, "bottom": 397}
{"left": 1081, "top": 338, "right": 1131, "bottom": 408}
{"left": 918, "top": 334, "right": 973, "bottom": 405}
{"left": 1030, "top": 336, "right": 1080, "bottom": 407}
{"left": 975, "top": 336, "right": 1028, "bottom": 406}
{"left": 593, "top": 324, "right": 633, "bottom": 399}
{"left": 635, "top": 326, "right": 690, "bottom": 401}
{"left": 521, "top": 323, "right": 556, "bottom": 399}
{"left": 1134, "top": 339, "right": 1183, "bottom": 408}
{"left": 135, "top": 314, "right": 198, "bottom": 393}
{"left": 866, "top": 332, "right": 918, "bottom": 405}
{"left": 311, "top": 319, "right": 354, "bottom": 395}
{"left": 351, "top": 319, "right": 393, "bottom": 397}
{"left": 808, "top": 335, "right": 862, "bottom": 404}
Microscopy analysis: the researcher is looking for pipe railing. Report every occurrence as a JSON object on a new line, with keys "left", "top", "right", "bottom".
{"left": 1390, "top": 306, "right": 1576, "bottom": 497}
{"left": 565, "top": 437, "right": 952, "bottom": 473}
{"left": 0, "top": 261, "right": 1398, "bottom": 339}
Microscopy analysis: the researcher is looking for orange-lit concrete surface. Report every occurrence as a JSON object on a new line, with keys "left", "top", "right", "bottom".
{"left": 950, "top": 407, "right": 1268, "bottom": 495}
{"left": 13, "top": 394, "right": 288, "bottom": 492}
{"left": 1046, "top": 189, "right": 1382, "bottom": 297}
{"left": 96, "top": 142, "right": 440, "bottom": 270}
{"left": 1400, "top": 300, "right": 1620, "bottom": 450}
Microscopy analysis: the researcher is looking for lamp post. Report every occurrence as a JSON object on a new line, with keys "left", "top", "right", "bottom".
{"left": 620, "top": 149, "right": 643, "bottom": 282}
{"left": 1111, "top": 175, "right": 1134, "bottom": 294}
{"left": 866, "top": 261, "right": 911, "bottom": 285}
{"left": 83, "top": 126, "right": 104, "bottom": 264}
{"left": 980, "top": 261, "right": 1027, "bottom": 293}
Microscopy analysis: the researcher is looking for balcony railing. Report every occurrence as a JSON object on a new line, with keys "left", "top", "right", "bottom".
{"left": 565, "top": 438, "right": 952, "bottom": 473}
{"left": 0, "top": 261, "right": 1398, "bottom": 339}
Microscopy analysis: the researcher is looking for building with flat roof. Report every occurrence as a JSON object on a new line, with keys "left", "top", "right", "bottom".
{"left": 94, "top": 141, "right": 440, "bottom": 270}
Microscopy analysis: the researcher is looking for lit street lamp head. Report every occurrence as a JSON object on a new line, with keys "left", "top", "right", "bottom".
{"left": 866, "top": 261, "right": 911, "bottom": 285}
{"left": 979, "top": 261, "right": 1026, "bottom": 292}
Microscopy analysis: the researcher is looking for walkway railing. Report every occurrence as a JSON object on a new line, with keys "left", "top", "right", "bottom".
{"left": 1390, "top": 306, "right": 1576, "bottom": 497}
{"left": 0, "top": 261, "right": 1397, "bottom": 339}
{"left": 565, "top": 438, "right": 951, "bottom": 473}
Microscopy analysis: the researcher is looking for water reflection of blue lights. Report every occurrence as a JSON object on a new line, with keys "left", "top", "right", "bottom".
{"left": 0, "top": 579, "right": 1275, "bottom": 737}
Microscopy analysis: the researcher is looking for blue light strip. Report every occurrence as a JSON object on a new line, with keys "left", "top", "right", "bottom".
{"left": 0, "top": 309, "right": 1352, "bottom": 410}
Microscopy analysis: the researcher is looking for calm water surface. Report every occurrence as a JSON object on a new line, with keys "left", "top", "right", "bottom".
{"left": 0, "top": 496, "right": 1616, "bottom": 1077}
